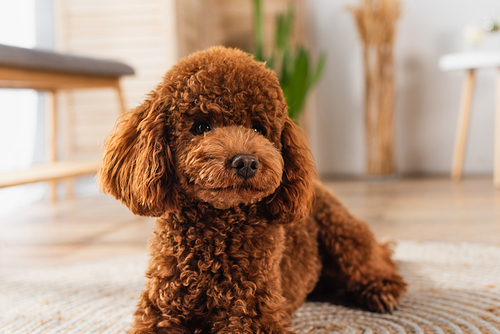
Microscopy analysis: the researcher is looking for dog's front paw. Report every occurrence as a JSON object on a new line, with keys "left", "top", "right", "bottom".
{"left": 356, "top": 273, "right": 407, "bottom": 313}
{"left": 217, "top": 328, "right": 296, "bottom": 334}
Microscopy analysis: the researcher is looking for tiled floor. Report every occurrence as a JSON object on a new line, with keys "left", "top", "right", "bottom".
{"left": 1, "top": 177, "right": 499, "bottom": 276}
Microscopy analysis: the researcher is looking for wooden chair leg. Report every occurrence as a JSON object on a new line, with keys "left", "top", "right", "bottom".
{"left": 451, "top": 69, "right": 476, "bottom": 181}
{"left": 47, "top": 90, "right": 58, "bottom": 202}
{"left": 114, "top": 81, "right": 127, "bottom": 114}
{"left": 495, "top": 68, "right": 500, "bottom": 188}
{"left": 66, "top": 178, "right": 75, "bottom": 199}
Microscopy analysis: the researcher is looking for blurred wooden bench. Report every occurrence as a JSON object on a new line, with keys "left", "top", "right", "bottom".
{"left": 0, "top": 44, "right": 134, "bottom": 201}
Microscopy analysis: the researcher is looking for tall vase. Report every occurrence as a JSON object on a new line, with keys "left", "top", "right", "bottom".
{"left": 364, "top": 44, "right": 395, "bottom": 175}
{"left": 349, "top": 0, "right": 401, "bottom": 176}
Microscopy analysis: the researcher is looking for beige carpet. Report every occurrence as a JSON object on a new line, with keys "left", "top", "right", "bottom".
{"left": 1, "top": 241, "right": 499, "bottom": 334}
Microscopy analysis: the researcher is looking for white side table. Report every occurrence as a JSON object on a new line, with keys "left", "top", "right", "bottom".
{"left": 439, "top": 51, "right": 500, "bottom": 187}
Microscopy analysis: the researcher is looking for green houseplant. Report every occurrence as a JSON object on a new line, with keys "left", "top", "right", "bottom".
{"left": 252, "top": 0, "right": 326, "bottom": 121}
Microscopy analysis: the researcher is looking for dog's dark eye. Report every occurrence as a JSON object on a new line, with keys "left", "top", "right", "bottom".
{"left": 193, "top": 122, "right": 211, "bottom": 135}
{"left": 251, "top": 125, "right": 266, "bottom": 136}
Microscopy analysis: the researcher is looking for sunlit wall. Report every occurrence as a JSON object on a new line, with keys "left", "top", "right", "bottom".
{"left": 0, "top": 0, "right": 43, "bottom": 217}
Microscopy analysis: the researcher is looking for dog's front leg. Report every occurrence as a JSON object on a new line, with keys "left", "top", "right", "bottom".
{"left": 129, "top": 285, "right": 192, "bottom": 334}
{"left": 208, "top": 296, "right": 295, "bottom": 334}
{"left": 208, "top": 238, "right": 296, "bottom": 333}
{"left": 212, "top": 317, "right": 295, "bottom": 334}
{"left": 313, "top": 183, "right": 407, "bottom": 313}
{"left": 130, "top": 282, "right": 295, "bottom": 334}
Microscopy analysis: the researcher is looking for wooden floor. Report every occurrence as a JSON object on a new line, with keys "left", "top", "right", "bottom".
{"left": 1, "top": 177, "right": 499, "bottom": 276}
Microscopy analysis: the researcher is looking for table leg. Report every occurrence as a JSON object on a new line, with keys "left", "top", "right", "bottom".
{"left": 114, "top": 81, "right": 127, "bottom": 115}
{"left": 451, "top": 69, "right": 475, "bottom": 180}
{"left": 65, "top": 178, "right": 75, "bottom": 199}
{"left": 495, "top": 68, "right": 500, "bottom": 188}
{"left": 47, "top": 90, "right": 58, "bottom": 202}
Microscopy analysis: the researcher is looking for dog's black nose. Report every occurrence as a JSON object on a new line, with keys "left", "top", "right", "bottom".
{"left": 231, "top": 154, "right": 259, "bottom": 179}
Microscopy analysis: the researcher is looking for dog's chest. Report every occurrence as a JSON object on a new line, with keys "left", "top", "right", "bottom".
{"left": 177, "top": 219, "right": 282, "bottom": 271}
{"left": 154, "top": 212, "right": 285, "bottom": 298}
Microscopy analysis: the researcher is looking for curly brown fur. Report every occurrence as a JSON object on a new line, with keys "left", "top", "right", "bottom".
{"left": 99, "top": 46, "right": 406, "bottom": 334}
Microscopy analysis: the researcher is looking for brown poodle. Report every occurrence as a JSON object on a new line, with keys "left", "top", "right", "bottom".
{"left": 99, "top": 46, "right": 406, "bottom": 334}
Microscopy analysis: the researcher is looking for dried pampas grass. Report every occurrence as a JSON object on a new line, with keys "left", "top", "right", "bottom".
{"left": 348, "top": 0, "right": 401, "bottom": 175}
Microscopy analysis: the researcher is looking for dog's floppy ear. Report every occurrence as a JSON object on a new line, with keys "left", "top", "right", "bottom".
{"left": 98, "top": 95, "right": 176, "bottom": 217}
{"left": 267, "top": 118, "right": 315, "bottom": 224}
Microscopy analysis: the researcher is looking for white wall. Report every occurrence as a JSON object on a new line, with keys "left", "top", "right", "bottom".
{"left": 307, "top": 0, "right": 500, "bottom": 176}
{"left": 0, "top": 0, "right": 44, "bottom": 218}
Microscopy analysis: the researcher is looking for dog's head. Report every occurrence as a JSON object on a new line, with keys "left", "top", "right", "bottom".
{"left": 99, "top": 46, "right": 315, "bottom": 223}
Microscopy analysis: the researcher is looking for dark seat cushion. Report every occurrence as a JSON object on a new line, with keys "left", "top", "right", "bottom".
{"left": 0, "top": 44, "right": 134, "bottom": 77}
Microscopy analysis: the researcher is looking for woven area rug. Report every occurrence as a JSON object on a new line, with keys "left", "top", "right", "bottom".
{"left": 1, "top": 240, "right": 500, "bottom": 334}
